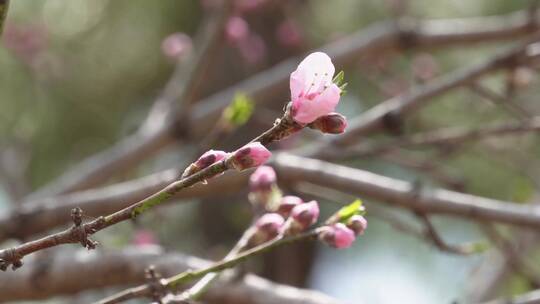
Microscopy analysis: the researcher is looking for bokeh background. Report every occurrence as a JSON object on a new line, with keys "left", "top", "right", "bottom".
{"left": 1, "top": 1, "right": 540, "bottom": 303}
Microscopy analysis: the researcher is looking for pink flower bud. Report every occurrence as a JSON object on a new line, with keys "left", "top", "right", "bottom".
{"left": 225, "top": 16, "right": 249, "bottom": 44}
{"left": 290, "top": 52, "right": 341, "bottom": 124}
{"left": 195, "top": 150, "right": 228, "bottom": 169}
{"left": 161, "top": 32, "right": 192, "bottom": 60}
{"left": 347, "top": 215, "right": 367, "bottom": 236}
{"left": 277, "top": 195, "right": 303, "bottom": 217}
{"left": 319, "top": 223, "right": 356, "bottom": 249}
{"left": 255, "top": 213, "right": 285, "bottom": 240}
{"left": 249, "top": 165, "right": 276, "bottom": 192}
{"left": 291, "top": 200, "right": 319, "bottom": 228}
{"left": 182, "top": 150, "right": 227, "bottom": 178}
{"left": 310, "top": 112, "right": 347, "bottom": 134}
{"left": 230, "top": 142, "right": 271, "bottom": 171}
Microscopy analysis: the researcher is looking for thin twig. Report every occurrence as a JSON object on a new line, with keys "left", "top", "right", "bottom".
{"left": 329, "top": 116, "right": 540, "bottom": 159}
{"left": 178, "top": 225, "right": 257, "bottom": 301}
{"left": 0, "top": 247, "right": 342, "bottom": 303}
{"left": 482, "top": 224, "right": 540, "bottom": 287}
{"left": 414, "top": 212, "right": 480, "bottom": 255}
{"left": 0, "top": 113, "right": 297, "bottom": 271}
{"left": 469, "top": 82, "right": 531, "bottom": 120}
{"left": 95, "top": 230, "right": 320, "bottom": 304}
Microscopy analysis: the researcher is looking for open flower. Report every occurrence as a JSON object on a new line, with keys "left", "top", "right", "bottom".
{"left": 290, "top": 52, "right": 341, "bottom": 124}
{"left": 230, "top": 142, "right": 272, "bottom": 171}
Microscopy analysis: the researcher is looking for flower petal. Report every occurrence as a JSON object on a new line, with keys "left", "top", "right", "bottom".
{"left": 292, "top": 84, "right": 340, "bottom": 124}
{"left": 290, "top": 70, "right": 306, "bottom": 100}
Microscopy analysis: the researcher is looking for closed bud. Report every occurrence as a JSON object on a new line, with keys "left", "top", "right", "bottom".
{"left": 230, "top": 142, "right": 272, "bottom": 171}
{"left": 291, "top": 200, "right": 319, "bottom": 229}
{"left": 277, "top": 196, "right": 303, "bottom": 217}
{"left": 249, "top": 166, "right": 276, "bottom": 192}
{"left": 347, "top": 215, "right": 367, "bottom": 236}
{"left": 251, "top": 213, "right": 285, "bottom": 245}
{"left": 182, "top": 150, "right": 227, "bottom": 179}
{"left": 310, "top": 112, "right": 347, "bottom": 134}
{"left": 319, "top": 223, "right": 356, "bottom": 249}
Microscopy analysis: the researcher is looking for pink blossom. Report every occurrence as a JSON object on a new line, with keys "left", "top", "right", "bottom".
{"left": 347, "top": 215, "right": 368, "bottom": 236}
{"left": 290, "top": 52, "right": 341, "bottom": 124}
{"left": 225, "top": 16, "right": 249, "bottom": 44}
{"left": 277, "top": 196, "right": 303, "bottom": 217}
{"left": 182, "top": 149, "right": 227, "bottom": 178}
{"left": 249, "top": 165, "right": 276, "bottom": 192}
{"left": 329, "top": 223, "right": 356, "bottom": 249}
{"left": 255, "top": 213, "right": 285, "bottom": 238}
{"left": 291, "top": 200, "right": 319, "bottom": 228}
{"left": 230, "top": 142, "right": 271, "bottom": 171}
{"left": 161, "top": 32, "right": 192, "bottom": 60}
{"left": 310, "top": 112, "right": 347, "bottom": 134}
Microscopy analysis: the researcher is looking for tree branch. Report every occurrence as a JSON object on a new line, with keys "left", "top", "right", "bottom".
{"left": 0, "top": 112, "right": 298, "bottom": 270}
{"left": 414, "top": 212, "right": 481, "bottom": 255}
{"left": 96, "top": 230, "right": 320, "bottom": 304}
{"left": 330, "top": 116, "right": 540, "bottom": 159}
{"left": 0, "top": 168, "right": 248, "bottom": 242}
{"left": 0, "top": 247, "right": 342, "bottom": 304}
{"left": 273, "top": 153, "right": 540, "bottom": 229}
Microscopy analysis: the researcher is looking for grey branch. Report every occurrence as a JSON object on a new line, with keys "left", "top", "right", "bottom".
{"left": 273, "top": 154, "right": 540, "bottom": 229}
{"left": 0, "top": 247, "right": 342, "bottom": 304}
{"left": 6, "top": 151, "right": 540, "bottom": 246}
{"left": 0, "top": 169, "right": 248, "bottom": 242}
{"left": 329, "top": 116, "right": 540, "bottom": 159}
